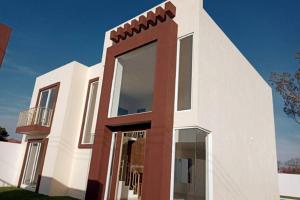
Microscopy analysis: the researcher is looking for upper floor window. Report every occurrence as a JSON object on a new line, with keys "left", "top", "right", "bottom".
{"left": 177, "top": 35, "right": 193, "bottom": 111}
{"left": 36, "top": 84, "right": 59, "bottom": 126}
{"left": 80, "top": 78, "right": 99, "bottom": 145}
{"left": 109, "top": 42, "right": 157, "bottom": 117}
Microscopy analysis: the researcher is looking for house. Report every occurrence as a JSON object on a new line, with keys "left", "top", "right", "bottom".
{"left": 0, "top": 0, "right": 279, "bottom": 199}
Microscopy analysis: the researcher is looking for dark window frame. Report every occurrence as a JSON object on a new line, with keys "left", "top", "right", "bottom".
{"left": 78, "top": 77, "right": 99, "bottom": 148}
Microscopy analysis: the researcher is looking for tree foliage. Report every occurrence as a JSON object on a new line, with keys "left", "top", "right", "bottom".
{"left": 270, "top": 54, "right": 300, "bottom": 124}
{"left": 0, "top": 126, "right": 9, "bottom": 141}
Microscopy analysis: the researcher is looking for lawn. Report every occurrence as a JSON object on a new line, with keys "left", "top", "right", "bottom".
{"left": 0, "top": 187, "right": 78, "bottom": 200}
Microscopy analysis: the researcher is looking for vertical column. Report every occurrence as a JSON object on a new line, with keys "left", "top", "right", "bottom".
{"left": 0, "top": 24, "right": 11, "bottom": 66}
{"left": 141, "top": 20, "right": 178, "bottom": 200}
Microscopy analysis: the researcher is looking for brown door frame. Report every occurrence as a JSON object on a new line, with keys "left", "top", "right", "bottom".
{"left": 18, "top": 138, "right": 49, "bottom": 193}
{"left": 86, "top": 4, "right": 178, "bottom": 200}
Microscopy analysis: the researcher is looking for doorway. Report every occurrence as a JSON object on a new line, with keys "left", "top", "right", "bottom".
{"left": 108, "top": 130, "right": 147, "bottom": 200}
{"left": 19, "top": 139, "right": 48, "bottom": 192}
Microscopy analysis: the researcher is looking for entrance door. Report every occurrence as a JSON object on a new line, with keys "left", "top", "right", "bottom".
{"left": 20, "top": 140, "right": 46, "bottom": 191}
{"left": 108, "top": 131, "right": 147, "bottom": 200}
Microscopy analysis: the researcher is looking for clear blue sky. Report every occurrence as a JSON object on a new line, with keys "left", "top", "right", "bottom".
{"left": 0, "top": 0, "right": 299, "bottom": 162}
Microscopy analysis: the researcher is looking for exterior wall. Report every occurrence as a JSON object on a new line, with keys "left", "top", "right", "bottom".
{"left": 0, "top": 141, "right": 26, "bottom": 186}
{"left": 279, "top": 173, "right": 300, "bottom": 198}
{"left": 196, "top": 7, "right": 279, "bottom": 200}
{"left": 22, "top": 61, "right": 103, "bottom": 199}
{"left": 67, "top": 63, "right": 104, "bottom": 199}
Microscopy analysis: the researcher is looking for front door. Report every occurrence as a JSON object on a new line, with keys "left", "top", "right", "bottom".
{"left": 108, "top": 130, "right": 147, "bottom": 200}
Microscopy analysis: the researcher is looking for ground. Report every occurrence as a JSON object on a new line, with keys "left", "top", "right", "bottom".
{"left": 0, "top": 187, "right": 78, "bottom": 200}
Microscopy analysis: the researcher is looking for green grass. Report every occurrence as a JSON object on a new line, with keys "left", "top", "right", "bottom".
{"left": 0, "top": 187, "right": 78, "bottom": 200}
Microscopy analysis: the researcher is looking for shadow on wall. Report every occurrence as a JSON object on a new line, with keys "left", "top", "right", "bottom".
{"left": 0, "top": 178, "right": 14, "bottom": 187}
{"left": 85, "top": 179, "right": 103, "bottom": 200}
{"left": 38, "top": 176, "right": 86, "bottom": 200}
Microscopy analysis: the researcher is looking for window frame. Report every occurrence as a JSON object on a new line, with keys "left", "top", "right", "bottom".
{"left": 34, "top": 82, "right": 60, "bottom": 128}
{"left": 170, "top": 126, "right": 212, "bottom": 200}
{"left": 175, "top": 33, "right": 194, "bottom": 112}
{"left": 108, "top": 42, "right": 157, "bottom": 118}
{"left": 78, "top": 77, "right": 99, "bottom": 148}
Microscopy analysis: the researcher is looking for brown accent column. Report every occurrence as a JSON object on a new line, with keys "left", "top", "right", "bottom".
{"left": 0, "top": 24, "right": 11, "bottom": 66}
{"left": 142, "top": 20, "right": 177, "bottom": 200}
{"left": 86, "top": 17, "right": 177, "bottom": 200}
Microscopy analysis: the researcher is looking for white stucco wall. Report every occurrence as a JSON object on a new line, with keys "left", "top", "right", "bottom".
{"left": 196, "top": 7, "right": 279, "bottom": 200}
{"left": 23, "top": 61, "right": 103, "bottom": 199}
{"left": 279, "top": 173, "right": 300, "bottom": 198}
{"left": 0, "top": 141, "right": 26, "bottom": 187}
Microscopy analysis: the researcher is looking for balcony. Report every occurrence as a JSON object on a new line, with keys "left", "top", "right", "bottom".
{"left": 16, "top": 107, "right": 53, "bottom": 134}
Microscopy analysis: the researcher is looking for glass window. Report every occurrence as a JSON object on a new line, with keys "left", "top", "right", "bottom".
{"left": 177, "top": 35, "right": 193, "bottom": 111}
{"left": 37, "top": 86, "right": 58, "bottom": 126}
{"left": 82, "top": 80, "right": 99, "bottom": 144}
{"left": 174, "top": 128, "right": 206, "bottom": 200}
{"left": 110, "top": 42, "right": 157, "bottom": 117}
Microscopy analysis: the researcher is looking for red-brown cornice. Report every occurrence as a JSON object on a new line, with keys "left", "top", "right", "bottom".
{"left": 110, "top": 1, "right": 176, "bottom": 44}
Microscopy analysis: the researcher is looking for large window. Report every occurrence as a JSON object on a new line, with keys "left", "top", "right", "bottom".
{"left": 80, "top": 79, "right": 99, "bottom": 145}
{"left": 173, "top": 128, "right": 206, "bottom": 200}
{"left": 109, "top": 42, "right": 157, "bottom": 117}
{"left": 37, "top": 85, "right": 59, "bottom": 126}
{"left": 177, "top": 35, "right": 193, "bottom": 111}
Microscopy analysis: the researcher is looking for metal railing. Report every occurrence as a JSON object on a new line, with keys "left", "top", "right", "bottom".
{"left": 17, "top": 107, "right": 53, "bottom": 128}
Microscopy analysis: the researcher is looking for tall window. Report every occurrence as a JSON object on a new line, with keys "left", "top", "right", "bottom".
{"left": 37, "top": 85, "right": 59, "bottom": 126}
{"left": 110, "top": 42, "right": 156, "bottom": 117}
{"left": 173, "top": 128, "right": 206, "bottom": 200}
{"left": 81, "top": 79, "right": 99, "bottom": 144}
{"left": 177, "top": 35, "right": 193, "bottom": 111}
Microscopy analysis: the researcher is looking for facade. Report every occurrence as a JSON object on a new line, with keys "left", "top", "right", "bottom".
{"left": 0, "top": 23, "right": 11, "bottom": 66}
{"left": 0, "top": 0, "right": 280, "bottom": 199}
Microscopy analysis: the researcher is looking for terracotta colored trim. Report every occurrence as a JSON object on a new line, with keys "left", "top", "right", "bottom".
{"left": 86, "top": 13, "right": 178, "bottom": 200}
{"left": 0, "top": 24, "right": 12, "bottom": 66}
{"left": 110, "top": 2, "right": 176, "bottom": 44}
{"left": 18, "top": 138, "right": 49, "bottom": 193}
{"left": 16, "top": 125, "right": 50, "bottom": 135}
{"left": 35, "top": 138, "right": 49, "bottom": 193}
{"left": 34, "top": 82, "right": 60, "bottom": 108}
{"left": 78, "top": 77, "right": 100, "bottom": 149}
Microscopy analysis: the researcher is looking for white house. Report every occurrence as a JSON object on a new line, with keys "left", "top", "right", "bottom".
{"left": 0, "top": 0, "right": 279, "bottom": 199}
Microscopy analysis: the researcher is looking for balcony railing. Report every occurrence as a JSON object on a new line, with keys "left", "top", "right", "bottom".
{"left": 17, "top": 107, "right": 53, "bottom": 128}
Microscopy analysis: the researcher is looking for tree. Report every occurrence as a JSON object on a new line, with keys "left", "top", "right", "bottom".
{"left": 0, "top": 126, "right": 9, "bottom": 141}
{"left": 270, "top": 54, "right": 300, "bottom": 124}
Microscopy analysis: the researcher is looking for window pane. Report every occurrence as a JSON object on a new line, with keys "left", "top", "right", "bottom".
{"left": 39, "top": 91, "right": 49, "bottom": 108}
{"left": 174, "top": 128, "right": 206, "bottom": 200}
{"left": 82, "top": 81, "right": 98, "bottom": 144}
{"left": 110, "top": 42, "right": 156, "bottom": 117}
{"left": 177, "top": 35, "right": 193, "bottom": 111}
{"left": 47, "top": 87, "right": 58, "bottom": 110}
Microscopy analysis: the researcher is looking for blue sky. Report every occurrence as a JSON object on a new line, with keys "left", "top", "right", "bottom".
{"left": 0, "top": 0, "right": 299, "bottom": 162}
